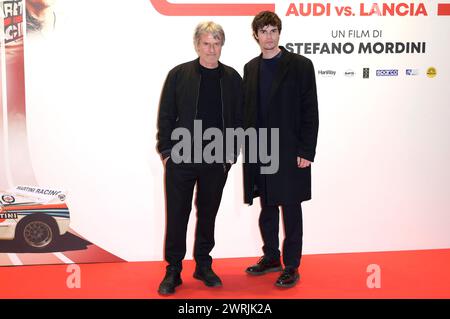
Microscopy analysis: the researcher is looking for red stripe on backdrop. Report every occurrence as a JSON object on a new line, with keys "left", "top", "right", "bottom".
{"left": 3, "top": 204, "right": 68, "bottom": 211}
{"left": 438, "top": 3, "right": 450, "bottom": 15}
{"left": 149, "top": 0, "right": 275, "bottom": 16}
{"left": 5, "top": 42, "right": 38, "bottom": 185}
{"left": 0, "top": 56, "right": 8, "bottom": 190}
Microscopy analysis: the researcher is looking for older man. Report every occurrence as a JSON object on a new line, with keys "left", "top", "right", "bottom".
{"left": 156, "top": 21, "right": 242, "bottom": 295}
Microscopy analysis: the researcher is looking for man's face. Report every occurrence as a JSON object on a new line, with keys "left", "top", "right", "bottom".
{"left": 195, "top": 32, "right": 222, "bottom": 67}
{"left": 255, "top": 25, "right": 280, "bottom": 51}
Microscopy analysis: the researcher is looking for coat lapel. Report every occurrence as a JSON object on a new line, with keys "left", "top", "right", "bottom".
{"left": 245, "top": 58, "right": 260, "bottom": 127}
{"left": 245, "top": 48, "right": 294, "bottom": 127}
{"left": 267, "top": 48, "right": 294, "bottom": 107}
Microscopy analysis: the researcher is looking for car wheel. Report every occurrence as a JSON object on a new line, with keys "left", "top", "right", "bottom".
{"left": 17, "top": 217, "right": 58, "bottom": 250}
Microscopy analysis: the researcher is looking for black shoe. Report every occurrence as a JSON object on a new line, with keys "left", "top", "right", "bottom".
{"left": 246, "top": 256, "right": 282, "bottom": 276}
{"left": 193, "top": 266, "right": 223, "bottom": 287}
{"left": 275, "top": 268, "right": 300, "bottom": 288}
{"left": 158, "top": 268, "right": 182, "bottom": 295}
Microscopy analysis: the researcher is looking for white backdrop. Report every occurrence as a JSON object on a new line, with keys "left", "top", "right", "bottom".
{"left": 23, "top": 0, "right": 450, "bottom": 261}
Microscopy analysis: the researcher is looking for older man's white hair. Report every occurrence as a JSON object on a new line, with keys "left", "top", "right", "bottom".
{"left": 194, "top": 21, "right": 225, "bottom": 46}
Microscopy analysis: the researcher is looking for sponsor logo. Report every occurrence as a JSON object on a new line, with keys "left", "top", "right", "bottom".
{"left": 0, "top": 212, "right": 18, "bottom": 219}
{"left": 318, "top": 70, "right": 336, "bottom": 77}
{"left": 363, "top": 68, "right": 370, "bottom": 78}
{"left": 426, "top": 67, "right": 437, "bottom": 78}
{"left": 406, "top": 69, "right": 419, "bottom": 76}
{"left": 16, "top": 186, "right": 61, "bottom": 196}
{"left": 344, "top": 69, "right": 355, "bottom": 77}
{"left": 1, "top": 195, "right": 15, "bottom": 204}
{"left": 376, "top": 69, "right": 398, "bottom": 76}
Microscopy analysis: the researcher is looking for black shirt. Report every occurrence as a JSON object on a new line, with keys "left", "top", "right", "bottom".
{"left": 194, "top": 64, "right": 223, "bottom": 160}
{"left": 197, "top": 65, "right": 222, "bottom": 131}
{"left": 258, "top": 50, "right": 282, "bottom": 128}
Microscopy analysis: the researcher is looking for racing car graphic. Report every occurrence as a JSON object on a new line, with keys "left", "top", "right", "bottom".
{"left": 0, "top": 185, "right": 70, "bottom": 251}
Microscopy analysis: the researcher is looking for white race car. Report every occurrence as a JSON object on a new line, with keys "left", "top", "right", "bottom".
{"left": 0, "top": 185, "right": 70, "bottom": 251}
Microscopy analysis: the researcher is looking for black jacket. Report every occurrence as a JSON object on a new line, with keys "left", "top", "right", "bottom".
{"left": 157, "top": 58, "right": 243, "bottom": 163}
{"left": 243, "top": 47, "right": 319, "bottom": 205}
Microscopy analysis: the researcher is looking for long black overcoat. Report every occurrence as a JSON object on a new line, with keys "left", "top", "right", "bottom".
{"left": 243, "top": 46, "right": 319, "bottom": 205}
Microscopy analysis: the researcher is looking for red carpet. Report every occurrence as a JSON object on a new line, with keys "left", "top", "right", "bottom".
{"left": 0, "top": 249, "right": 449, "bottom": 299}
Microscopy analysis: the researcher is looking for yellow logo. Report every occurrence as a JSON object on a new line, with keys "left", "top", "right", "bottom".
{"left": 427, "top": 67, "right": 437, "bottom": 78}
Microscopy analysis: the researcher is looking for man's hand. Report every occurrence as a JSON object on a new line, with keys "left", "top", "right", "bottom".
{"left": 297, "top": 157, "right": 311, "bottom": 168}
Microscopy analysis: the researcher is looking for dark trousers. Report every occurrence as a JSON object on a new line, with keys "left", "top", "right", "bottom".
{"left": 259, "top": 200, "right": 303, "bottom": 269}
{"left": 164, "top": 161, "right": 228, "bottom": 271}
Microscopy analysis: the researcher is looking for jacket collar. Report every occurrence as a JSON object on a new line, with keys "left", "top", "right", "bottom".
{"left": 258, "top": 45, "right": 285, "bottom": 60}
{"left": 194, "top": 58, "right": 224, "bottom": 77}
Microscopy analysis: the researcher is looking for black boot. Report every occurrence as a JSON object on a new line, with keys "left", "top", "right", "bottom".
{"left": 245, "top": 256, "right": 282, "bottom": 276}
{"left": 193, "top": 266, "right": 222, "bottom": 287}
{"left": 275, "top": 268, "right": 300, "bottom": 288}
{"left": 158, "top": 267, "right": 182, "bottom": 295}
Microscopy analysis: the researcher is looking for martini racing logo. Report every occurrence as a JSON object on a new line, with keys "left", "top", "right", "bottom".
{"left": 376, "top": 69, "right": 398, "bottom": 76}
{"left": 1, "top": 0, "right": 24, "bottom": 43}
{"left": 15, "top": 186, "right": 62, "bottom": 196}
{"left": 0, "top": 212, "right": 18, "bottom": 219}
